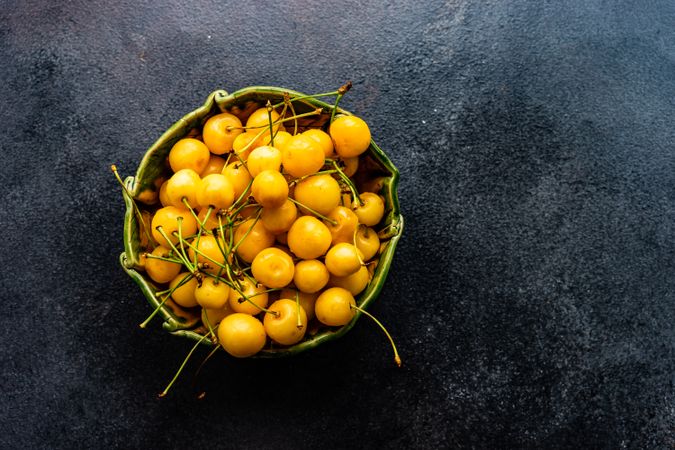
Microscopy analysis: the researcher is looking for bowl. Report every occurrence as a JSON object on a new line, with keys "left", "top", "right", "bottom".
{"left": 119, "top": 86, "right": 403, "bottom": 357}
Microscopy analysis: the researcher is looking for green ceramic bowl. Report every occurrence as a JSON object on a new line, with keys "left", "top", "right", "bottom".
{"left": 120, "top": 86, "right": 403, "bottom": 357}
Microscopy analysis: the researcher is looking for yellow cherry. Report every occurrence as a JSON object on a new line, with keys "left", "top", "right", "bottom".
{"left": 354, "top": 226, "right": 380, "bottom": 260}
{"left": 287, "top": 216, "right": 332, "bottom": 260}
{"left": 200, "top": 155, "right": 227, "bottom": 176}
{"left": 169, "top": 273, "right": 199, "bottom": 308}
{"left": 168, "top": 138, "right": 210, "bottom": 173}
{"left": 264, "top": 299, "right": 307, "bottom": 346}
{"left": 232, "top": 132, "right": 258, "bottom": 160}
{"left": 315, "top": 287, "right": 356, "bottom": 326}
{"left": 342, "top": 156, "right": 359, "bottom": 177}
{"left": 151, "top": 206, "right": 198, "bottom": 247}
{"left": 329, "top": 265, "right": 370, "bottom": 296}
{"left": 159, "top": 181, "right": 171, "bottom": 207}
{"left": 195, "top": 278, "right": 230, "bottom": 309}
{"left": 203, "top": 112, "right": 243, "bottom": 154}
{"left": 233, "top": 217, "right": 275, "bottom": 263}
{"left": 261, "top": 199, "right": 297, "bottom": 235}
{"left": 325, "top": 206, "right": 359, "bottom": 245}
{"left": 353, "top": 192, "right": 385, "bottom": 226}
{"left": 165, "top": 169, "right": 201, "bottom": 208}
{"left": 228, "top": 278, "right": 269, "bottom": 315}
{"left": 251, "top": 247, "right": 295, "bottom": 289}
{"left": 293, "top": 259, "right": 329, "bottom": 294}
{"left": 280, "top": 288, "right": 318, "bottom": 320}
{"left": 329, "top": 115, "right": 371, "bottom": 158}
{"left": 187, "top": 234, "right": 226, "bottom": 274}
{"left": 302, "top": 128, "right": 334, "bottom": 157}
{"left": 222, "top": 161, "right": 252, "bottom": 201}
{"left": 196, "top": 174, "right": 235, "bottom": 210}
{"left": 282, "top": 134, "right": 325, "bottom": 178}
{"left": 293, "top": 174, "right": 341, "bottom": 216}
{"left": 202, "top": 303, "right": 233, "bottom": 328}
{"left": 145, "top": 246, "right": 181, "bottom": 283}
{"left": 247, "top": 145, "right": 282, "bottom": 177}
{"left": 251, "top": 170, "right": 288, "bottom": 208}
{"left": 324, "top": 243, "right": 363, "bottom": 277}
{"left": 217, "top": 313, "right": 267, "bottom": 357}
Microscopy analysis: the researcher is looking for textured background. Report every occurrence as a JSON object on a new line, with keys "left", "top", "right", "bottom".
{"left": 2, "top": 0, "right": 675, "bottom": 448}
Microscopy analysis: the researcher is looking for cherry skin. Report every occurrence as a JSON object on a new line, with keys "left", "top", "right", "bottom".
{"left": 353, "top": 192, "right": 385, "bottom": 226}
{"left": 293, "top": 174, "right": 341, "bottom": 216}
{"left": 165, "top": 169, "right": 201, "bottom": 208}
{"left": 217, "top": 313, "right": 267, "bottom": 358}
{"left": 233, "top": 217, "right": 275, "bottom": 263}
{"left": 188, "top": 234, "right": 226, "bottom": 274}
{"left": 197, "top": 207, "right": 221, "bottom": 232}
{"left": 203, "top": 112, "right": 243, "bottom": 155}
{"left": 222, "top": 161, "right": 252, "bottom": 201}
{"left": 251, "top": 247, "right": 295, "bottom": 289}
{"left": 287, "top": 216, "right": 332, "bottom": 260}
{"left": 282, "top": 134, "right": 325, "bottom": 178}
{"left": 303, "top": 128, "right": 334, "bottom": 157}
{"left": 200, "top": 155, "right": 227, "bottom": 176}
{"left": 194, "top": 278, "right": 230, "bottom": 309}
{"left": 196, "top": 174, "right": 235, "bottom": 210}
{"left": 246, "top": 106, "right": 282, "bottom": 134}
{"left": 315, "top": 287, "right": 356, "bottom": 326}
{"left": 247, "top": 145, "right": 282, "bottom": 177}
{"left": 267, "top": 130, "right": 292, "bottom": 150}
{"left": 145, "top": 245, "right": 181, "bottom": 283}
{"left": 232, "top": 131, "right": 258, "bottom": 160}
{"left": 158, "top": 181, "right": 171, "bottom": 207}
{"left": 228, "top": 278, "right": 269, "bottom": 315}
{"left": 264, "top": 299, "right": 308, "bottom": 346}
{"left": 261, "top": 199, "right": 297, "bottom": 235}
{"left": 169, "top": 272, "right": 199, "bottom": 308}
{"left": 354, "top": 225, "right": 380, "bottom": 261}
{"left": 151, "top": 206, "right": 198, "bottom": 247}
{"left": 342, "top": 156, "right": 359, "bottom": 177}
{"left": 329, "top": 265, "right": 370, "bottom": 296}
{"left": 202, "top": 302, "right": 234, "bottom": 327}
{"left": 325, "top": 205, "right": 359, "bottom": 245}
{"left": 324, "top": 243, "right": 363, "bottom": 277}
{"left": 280, "top": 288, "right": 318, "bottom": 320}
{"left": 329, "top": 115, "right": 371, "bottom": 158}
{"left": 168, "top": 138, "right": 210, "bottom": 173}
{"left": 293, "top": 259, "right": 330, "bottom": 294}
{"left": 251, "top": 170, "right": 288, "bottom": 208}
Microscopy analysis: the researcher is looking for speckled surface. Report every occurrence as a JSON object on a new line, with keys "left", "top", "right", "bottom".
{"left": 2, "top": 0, "right": 675, "bottom": 448}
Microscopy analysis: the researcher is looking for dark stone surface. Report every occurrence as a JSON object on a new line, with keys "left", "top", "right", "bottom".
{"left": 2, "top": 0, "right": 675, "bottom": 448}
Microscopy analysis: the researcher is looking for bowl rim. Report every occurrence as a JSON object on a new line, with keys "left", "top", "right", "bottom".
{"left": 120, "top": 86, "right": 404, "bottom": 357}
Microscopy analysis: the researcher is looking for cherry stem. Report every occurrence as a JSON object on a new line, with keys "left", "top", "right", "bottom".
{"left": 353, "top": 225, "right": 366, "bottom": 266}
{"left": 181, "top": 197, "right": 202, "bottom": 228}
{"left": 140, "top": 273, "right": 194, "bottom": 328}
{"left": 331, "top": 160, "right": 364, "bottom": 206}
{"left": 272, "top": 90, "right": 341, "bottom": 108}
{"left": 144, "top": 253, "right": 183, "bottom": 265}
{"left": 295, "top": 291, "right": 302, "bottom": 329}
{"left": 181, "top": 239, "right": 229, "bottom": 272}
{"left": 350, "top": 304, "right": 401, "bottom": 368}
{"left": 330, "top": 81, "right": 352, "bottom": 124}
{"left": 231, "top": 284, "right": 279, "bottom": 317}
{"left": 231, "top": 207, "right": 263, "bottom": 254}
{"left": 155, "top": 226, "right": 194, "bottom": 271}
{"left": 286, "top": 95, "right": 298, "bottom": 135}
{"left": 111, "top": 165, "right": 155, "bottom": 249}
{"left": 175, "top": 217, "right": 196, "bottom": 272}
{"left": 192, "top": 345, "right": 222, "bottom": 399}
{"left": 266, "top": 100, "right": 275, "bottom": 147}
{"left": 158, "top": 331, "right": 211, "bottom": 398}
{"left": 288, "top": 198, "right": 338, "bottom": 225}
{"left": 289, "top": 169, "right": 338, "bottom": 186}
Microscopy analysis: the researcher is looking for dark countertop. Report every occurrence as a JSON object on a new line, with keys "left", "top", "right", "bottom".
{"left": 2, "top": 1, "right": 674, "bottom": 448}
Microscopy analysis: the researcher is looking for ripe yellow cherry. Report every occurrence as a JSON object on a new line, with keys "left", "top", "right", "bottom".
{"left": 293, "top": 174, "right": 341, "bottom": 216}
{"left": 197, "top": 207, "right": 221, "bottom": 232}
{"left": 251, "top": 170, "right": 288, "bottom": 209}
{"left": 329, "top": 115, "right": 371, "bottom": 158}
{"left": 315, "top": 287, "right": 356, "bottom": 326}
{"left": 159, "top": 181, "right": 171, "bottom": 207}
{"left": 293, "top": 259, "right": 329, "bottom": 293}
{"left": 168, "top": 138, "right": 210, "bottom": 173}
{"left": 232, "top": 131, "right": 258, "bottom": 160}
{"left": 329, "top": 265, "right": 370, "bottom": 296}
{"left": 194, "top": 278, "right": 230, "bottom": 309}
{"left": 324, "top": 243, "right": 363, "bottom": 277}
{"left": 196, "top": 174, "right": 235, "bottom": 210}
{"left": 251, "top": 247, "right": 295, "bottom": 289}
{"left": 165, "top": 169, "right": 201, "bottom": 208}
{"left": 267, "top": 130, "right": 292, "bottom": 151}
{"left": 246, "top": 106, "right": 282, "bottom": 134}
{"left": 282, "top": 134, "right": 325, "bottom": 177}
{"left": 200, "top": 155, "right": 227, "bottom": 176}
{"left": 302, "top": 128, "right": 334, "bottom": 157}
{"left": 202, "top": 303, "right": 233, "bottom": 327}
{"left": 353, "top": 192, "right": 385, "bottom": 226}
{"left": 187, "top": 235, "right": 226, "bottom": 274}
{"left": 261, "top": 199, "right": 297, "bottom": 234}
{"left": 354, "top": 226, "right": 380, "bottom": 261}
{"left": 264, "top": 299, "right": 307, "bottom": 346}
{"left": 151, "top": 206, "right": 198, "bottom": 247}
{"left": 222, "top": 162, "right": 252, "bottom": 201}
{"left": 217, "top": 313, "right": 267, "bottom": 358}
{"left": 203, "top": 112, "right": 243, "bottom": 154}
{"left": 228, "top": 279, "right": 269, "bottom": 315}
{"left": 247, "top": 145, "right": 282, "bottom": 177}
{"left": 280, "top": 288, "right": 318, "bottom": 320}
{"left": 325, "top": 206, "right": 359, "bottom": 245}
{"left": 287, "top": 216, "right": 332, "bottom": 260}
{"left": 169, "top": 273, "right": 199, "bottom": 308}
{"left": 342, "top": 156, "right": 359, "bottom": 177}
{"left": 145, "top": 246, "right": 181, "bottom": 283}
{"left": 233, "top": 217, "right": 275, "bottom": 263}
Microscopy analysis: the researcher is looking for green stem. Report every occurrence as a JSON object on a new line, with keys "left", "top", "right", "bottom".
{"left": 288, "top": 198, "right": 337, "bottom": 225}
{"left": 140, "top": 273, "right": 193, "bottom": 328}
{"left": 266, "top": 100, "right": 275, "bottom": 147}
{"left": 154, "top": 226, "right": 193, "bottom": 271}
{"left": 158, "top": 332, "right": 211, "bottom": 398}
{"left": 332, "top": 160, "right": 364, "bottom": 206}
{"left": 350, "top": 304, "right": 401, "bottom": 368}
{"left": 231, "top": 208, "right": 263, "bottom": 254}
{"left": 272, "top": 90, "right": 340, "bottom": 108}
